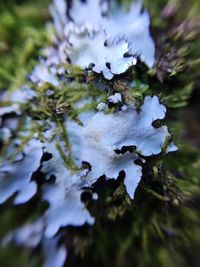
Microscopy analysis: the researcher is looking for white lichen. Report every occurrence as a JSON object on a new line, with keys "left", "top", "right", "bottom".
{"left": 2, "top": 219, "right": 44, "bottom": 248}
{"left": 67, "top": 96, "right": 177, "bottom": 199}
{"left": 41, "top": 141, "right": 94, "bottom": 238}
{"left": 103, "top": 1, "right": 155, "bottom": 67}
{"left": 65, "top": 0, "right": 108, "bottom": 34}
{"left": 30, "top": 62, "right": 59, "bottom": 87}
{"left": 43, "top": 235, "right": 67, "bottom": 267}
{"left": 50, "top": 0, "right": 155, "bottom": 70}
{"left": 0, "top": 2, "right": 177, "bottom": 266}
{"left": 2, "top": 219, "right": 67, "bottom": 267}
{"left": 97, "top": 102, "right": 108, "bottom": 111}
{"left": 108, "top": 93, "right": 122, "bottom": 103}
{"left": 67, "top": 31, "right": 136, "bottom": 79}
{"left": 0, "top": 139, "right": 43, "bottom": 204}
{"left": 50, "top": 0, "right": 68, "bottom": 37}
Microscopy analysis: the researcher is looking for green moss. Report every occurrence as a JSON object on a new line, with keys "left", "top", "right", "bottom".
{"left": 0, "top": 0, "right": 50, "bottom": 89}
